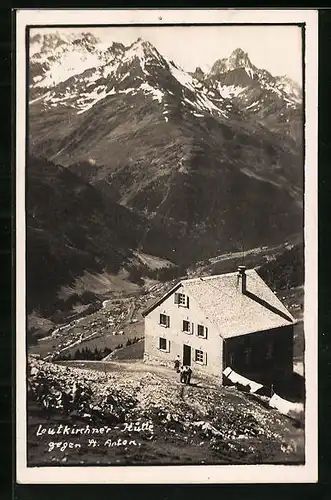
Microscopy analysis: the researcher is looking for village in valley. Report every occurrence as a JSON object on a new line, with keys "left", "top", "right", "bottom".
{"left": 27, "top": 241, "right": 305, "bottom": 466}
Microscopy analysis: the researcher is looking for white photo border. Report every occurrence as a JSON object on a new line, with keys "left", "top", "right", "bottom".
{"left": 16, "top": 8, "right": 318, "bottom": 484}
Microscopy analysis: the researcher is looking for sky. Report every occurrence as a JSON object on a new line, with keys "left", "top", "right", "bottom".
{"left": 32, "top": 25, "right": 303, "bottom": 85}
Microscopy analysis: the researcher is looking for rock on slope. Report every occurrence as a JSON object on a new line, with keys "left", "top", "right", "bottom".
{"left": 27, "top": 356, "right": 304, "bottom": 465}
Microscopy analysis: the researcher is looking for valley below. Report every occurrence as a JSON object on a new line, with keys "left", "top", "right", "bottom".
{"left": 27, "top": 238, "right": 305, "bottom": 405}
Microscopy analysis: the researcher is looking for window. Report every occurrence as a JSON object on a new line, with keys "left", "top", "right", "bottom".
{"left": 197, "top": 324, "right": 208, "bottom": 338}
{"left": 175, "top": 292, "right": 189, "bottom": 308}
{"left": 160, "top": 313, "right": 170, "bottom": 327}
{"left": 183, "top": 320, "right": 192, "bottom": 333}
{"left": 159, "top": 337, "right": 168, "bottom": 351}
{"left": 195, "top": 349, "right": 206, "bottom": 364}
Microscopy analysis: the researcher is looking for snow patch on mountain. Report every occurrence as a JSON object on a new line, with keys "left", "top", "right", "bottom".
{"left": 30, "top": 32, "right": 127, "bottom": 92}
{"left": 195, "top": 92, "right": 225, "bottom": 115}
{"left": 118, "top": 87, "right": 138, "bottom": 95}
{"left": 33, "top": 75, "right": 43, "bottom": 83}
{"left": 218, "top": 84, "right": 245, "bottom": 99}
{"left": 169, "top": 63, "right": 196, "bottom": 92}
{"left": 36, "top": 52, "right": 102, "bottom": 89}
{"left": 29, "top": 91, "right": 51, "bottom": 105}
{"left": 30, "top": 39, "right": 43, "bottom": 58}
{"left": 183, "top": 94, "right": 228, "bottom": 118}
{"left": 246, "top": 100, "right": 259, "bottom": 110}
{"left": 85, "top": 72, "right": 103, "bottom": 87}
{"left": 76, "top": 86, "right": 116, "bottom": 114}
{"left": 245, "top": 67, "right": 255, "bottom": 79}
{"left": 169, "top": 62, "right": 228, "bottom": 117}
{"left": 121, "top": 39, "right": 164, "bottom": 77}
{"left": 275, "top": 76, "right": 302, "bottom": 104}
{"left": 103, "top": 61, "right": 121, "bottom": 78}
{"left": 140, "top": 83, "right": 163, "bottom": 103}
{"left": 207, "top": 47, "right": 302, "bottom": 109}
{"left": 259, "top": 77, "right": 283, "bottom": 98}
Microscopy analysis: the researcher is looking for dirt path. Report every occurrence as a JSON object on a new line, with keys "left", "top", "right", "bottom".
{"left": 62, "top": 359, "right": 181, "bottom": 377}
{"left": 126, "top": 299, "right": 136, "bottom": 323}
{"left": 44, "top": 331, "right": 99, "bottom": 361}
{"left": 60, "top": 359, "right": 218, "bottom": 389}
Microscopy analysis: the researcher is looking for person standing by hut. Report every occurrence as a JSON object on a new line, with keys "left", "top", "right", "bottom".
{"left": 180, "top": 365, "right": 192, "bottom": 384}
{"left": 185, "top": 366, "right": 192, "bottom": 385}
{"left": 180, "top": 365, "right": 186, "bottom": 383}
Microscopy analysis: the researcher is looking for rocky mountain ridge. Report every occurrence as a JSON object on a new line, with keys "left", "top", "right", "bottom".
{"left": 29, "top": 35, "right": 302, "bottom": 142}
{"left": 27, "top": 32, "right": 304, "bottom": 316}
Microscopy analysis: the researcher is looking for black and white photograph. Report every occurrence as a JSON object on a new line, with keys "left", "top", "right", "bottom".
{"left": 16, "top": 9, "right": 318, "bottom": 484}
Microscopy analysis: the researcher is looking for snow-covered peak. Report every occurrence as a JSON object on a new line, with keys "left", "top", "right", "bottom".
{"left": 30, "top": 34, "right": 167, "bottom": 92}
{"left": 190, "top": 66, "right": 205, "bottom": 81}
{"left": 109, "top": 41, "right": 126, "bottom": 55}
{"left": 30, "top": 31, "right": 101, "bottom": 57}
{"left": 210, "top": 58, "right": 228, "bottom": 75}
{"left": 210, "top": 48, "right": 255, "bottom": 76}
{"left": 123, "top": 37, "right": 164, "bottom": 65}
{"left": 275, "top": 75, "right": 302, "bottom": 103}
{"left": 229, "top": 48, "right": 254, "bottom": 70}
{"left": 206, "top": 47, "right": 302, "bottom": 108}
{"left": 132, "top": 37, "right": 153, "bottom": 49}
{"left": 30, "top": 31, "right": 109, "bottom": 89}
{"left": 30, "top": 33, "right": 300, "bottom": 127}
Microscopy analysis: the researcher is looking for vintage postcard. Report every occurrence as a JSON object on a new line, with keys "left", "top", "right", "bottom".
{"left": 16, "top": 9, "right": 318, "bottom": 483}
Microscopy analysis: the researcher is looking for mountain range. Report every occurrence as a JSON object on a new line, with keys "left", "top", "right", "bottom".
{"left": 27, "top": 32, "right": 304, "bottom": 316}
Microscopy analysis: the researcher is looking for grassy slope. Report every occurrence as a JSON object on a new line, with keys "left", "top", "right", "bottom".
{"left": 258, "top": 243, "right": 304, "bottom": 291}
{"left": 27, "top": 156, "right": 138, "bottom": 315}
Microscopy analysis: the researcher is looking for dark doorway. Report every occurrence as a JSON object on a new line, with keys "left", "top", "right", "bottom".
{"left": 183, "top": 344, "right": 191, "bottom": 366}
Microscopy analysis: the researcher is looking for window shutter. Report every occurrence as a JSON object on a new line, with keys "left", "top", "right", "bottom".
{"left": 174, "top": 293, "right": 179, "bottom": 304}
{"left": 186, "top": 296, "right": 190, "bottom": 308}
{"left": 204, "top": 352, "right": 207, "bottom": 365}
{"left": 167, "top": 315, "right": 170, "bottom": 327}
{"left": 167, "top": 340, "right": 171, "bottom": 352}
{"left": 205, "top": 327, "right": 208, "bottom": 339}
{"left": 191, "top": 322, "right": 194, "bottom": 335}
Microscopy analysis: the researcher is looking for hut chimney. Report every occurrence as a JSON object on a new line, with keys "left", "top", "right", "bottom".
{"left": 237, "top": 265, "right": 246, "bottom": 293}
